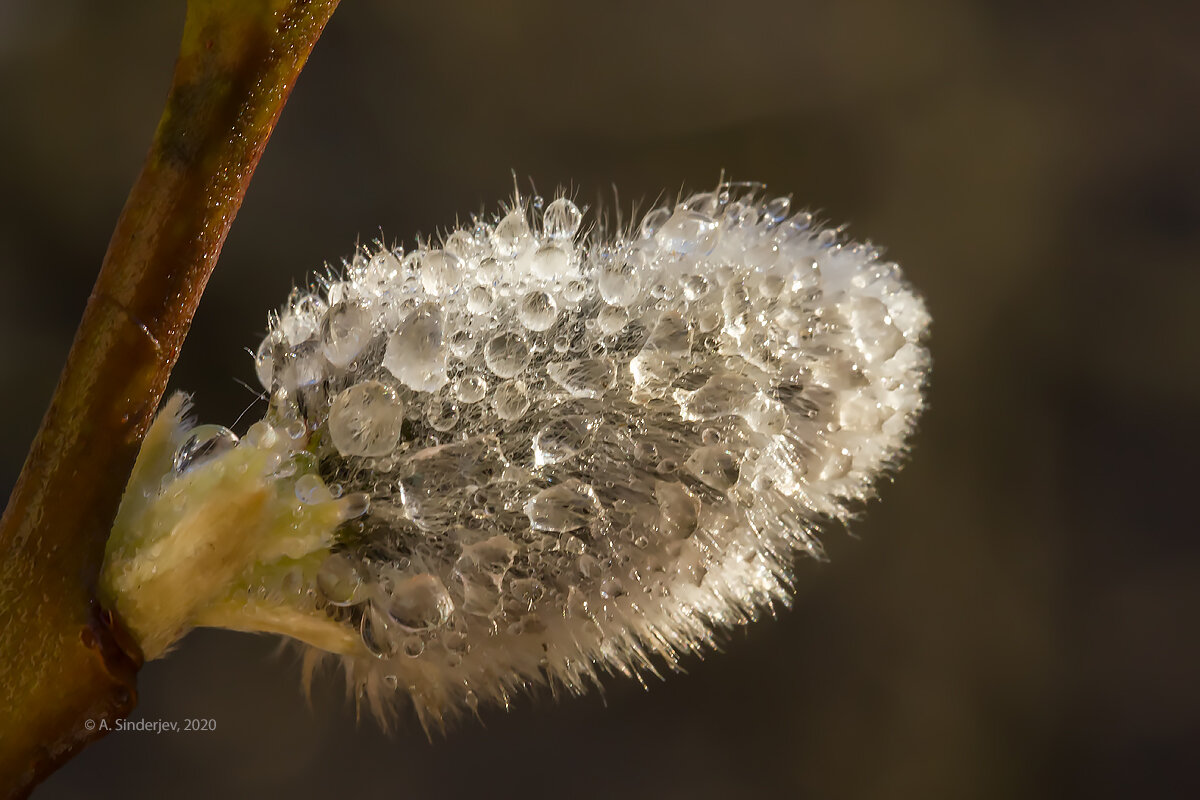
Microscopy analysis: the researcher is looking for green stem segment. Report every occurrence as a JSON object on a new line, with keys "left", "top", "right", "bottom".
{"left": 0, "top": 1, "right": 340, "bottom": 793}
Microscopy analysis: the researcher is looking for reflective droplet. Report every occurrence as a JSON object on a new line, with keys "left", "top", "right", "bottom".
{"left": 254, "top": 330, "right": 284, "bottom": 390}
{"left": 427, "top": 399, "right": 460, "bottom": 432}
{"left": 382, "top": 304, "right": 448, "bottom": 392}
{"left": 562, "top": 280, "right": 587, "bottom": 303}
{"left": 764, "top": 196, "right": 791, "bottom": 223}
{"left": 531, "top": 244, "right": 569, "bottom": 280}
{"left": 546, "top": 357, "right": 616, "bottom": 399}
{"left": 533, "top": 416, "right": 595, "bottom": 467}
{"left": 524, "top": 481, "right": 601, "bottom": 532}
{"left": 596, "top": 305, "right": 627, "bottom": 335}
{"left": 684, "top": 446, "right": 741, "bottom": 490}
{"left": 654, "top": 481, "right": 700, "bottom": 539}
{"left": 317, "top": 554, "right": 367, "bottom": 607}
{"left": 321, "top": 300, "right": 372, "bottom": 368}
{"left": 454, "top": 374, "right": 487, "bottom": 404}
{"left": 294, "top": 473, "right": 332, "bottom": 504}
{"left": 722, "top": 281, "right": 752, "bottom": 336}
{"left": 656, "top": 208, "right": 719, "bottom": 254}
{"left": 448, "top": 329, "right": 476, "bottom": 358}
{"left": 492, "top": 209, "right": 530, "bottom": 258}
{"left": 420, "top": 250, "right": 462, "bottom": 296}
{"left": 492, "top": 380, "right": 531, "bottom": 420}
{"left": 338, "top": 492, "right": 370, "bottom": 520}
{"left": 598, "top": 258, "right": 641, "bottom": 306}
{"left": 639, "top": 206, "right": 670, "bottom": 239}
{"left": 279, "top": 308, "right": 319, "bottom": 346}
{"left": 466, "top": 286, "right": 495, "bottom": 315}
{"left": 484, "top": 333, "right": 531, "bottom": 378}
{"left": 385, "top": 573, "right": 454, "bottom": 631}
{"left": 543, "top": 197, "right": 583, "bottom": 240}
{"left": 328, "top": 380, "right": 406, "bottom": 457}
{"left": 172, "top": 425, "right": 239, "bottom": 474}
{"left": 600, "top": 577, "right": 626, "bottom": 599}
{"left": 518, "top": 291, "right": 558, "bottom": 331}
{"left": 361, "top": 606, "right": 398, "bottom": 658}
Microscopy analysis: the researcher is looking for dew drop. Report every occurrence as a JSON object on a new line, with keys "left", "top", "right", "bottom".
{"left": 361, "top": 606, "right": 398, "bottom": 658}
{"left": 524, "top": 481, "right": 601, "bottom": 532}
{"left": 339, "top": 492, "right": 370, "bottom": 520}
{"left": 294, "top": 473, "right": 332, "bottom": 504}
{"left": 321, "top": 300, "right": 372, "bottom": 368}
{"left": 533, "top": 416, "right": 595, "bottom": 467}
{"left": 466, "top": 286, "right": 495, "bottom": 315}
{"left": 546, "top": 357, "right": 616, "bottom": 399}
{"left": 654, "top": 481, "right": 700, "bottom": 539}
{"left": 492, "top": 380, "right": 531, "bottom": 420}
{"left": 254, "top": 330, "right": 285, "bottom": 390}
{"left": 484, "top": 333, "right": 532, "bottom": 378}
{"left": 454, "top": 374, "right": 487, "bottom": 404}
{"left": 518, "top": 291, "right": 558, "bottom": 331}
{"left": 531, "top": 244, "right": 569, "bottom": 280}
{"left": 316, "top": 555, "right": 367, "bottom": 607}
{"left": 420, "top": 250, "right": 463, "bottom": 296}
{"left": 427, "top": 399, "right": 460, "bottom": 432}
{"left": 598, "top": 258, "right": 642, "bottom": 306}
{"left": 328, "top": 380, "right": 406, "bottom": 457}
{"left": 681, "top": 274, "right": 711, "bottom": 301}
{"left": 764, "top": 196, "right": 791, "bottom": 223}
{"left": 172, "top": 425, "right": 239, "bottom": 474}
{"left": 382, "top": 304, "right": 448, "bottom": 392}
{"left": 448, "top": 329, "right": 476, "bottom": 358}
{"left": 492, "top": 209, "right": 530, "bottom": 258}
{"left": 386, "top": 573, "right": 454, "bottom": 631}
{"left": 684, "top": 446, "right": 741, "bottom": 490}
{"left": 562, "top": 280, "right": 587, "bottom": 303}
{"left": 600, "top": 577, "right": 626, "bottom": 599}
{"left": 596, "top": 305, "right": 627, "bottom": 335}
{"left": 656, "top": 208, "right": 719, "bottom": 254}
{"left": 543, "top": 197, "right": 583, "bottom": 240}
{"left": 639, "top": 206, "right": 670, "bottom": 239}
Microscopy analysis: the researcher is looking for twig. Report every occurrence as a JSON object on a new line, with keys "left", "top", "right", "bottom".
{"left": 0, "top": 1, "right": 340, "bottom": 794}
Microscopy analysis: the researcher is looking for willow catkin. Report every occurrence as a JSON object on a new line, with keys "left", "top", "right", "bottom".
{"left": 102, "top": 182, "right": 930, "bottom": 731}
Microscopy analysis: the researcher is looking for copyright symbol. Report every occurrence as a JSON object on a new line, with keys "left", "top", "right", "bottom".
{"left": 84, "top": 719, "right": 95, "bottom": 731}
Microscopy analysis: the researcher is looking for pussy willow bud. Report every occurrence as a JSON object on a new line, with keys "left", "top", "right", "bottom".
{"left": 101, "top": 182, "right": 930, "bottom": 730}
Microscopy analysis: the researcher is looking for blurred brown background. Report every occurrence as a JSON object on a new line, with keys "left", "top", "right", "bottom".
{"left": 2, "top": 1, "right": 1197, "bottom": 798}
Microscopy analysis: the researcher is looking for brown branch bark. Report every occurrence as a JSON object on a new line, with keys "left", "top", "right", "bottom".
{"left": 0, "top": 1, "right": 340, "bottom": 795}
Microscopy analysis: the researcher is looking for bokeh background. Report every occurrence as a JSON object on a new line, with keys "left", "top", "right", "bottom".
{"left": 2, "top": 2, "right": 1197, "bottom": 798}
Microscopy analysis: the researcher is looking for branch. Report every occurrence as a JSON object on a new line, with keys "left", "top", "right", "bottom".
{"left": 0, "top": 0, "right": 340, "bottom": 794}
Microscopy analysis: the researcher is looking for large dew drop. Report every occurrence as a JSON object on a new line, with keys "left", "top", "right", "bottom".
{"left": 517, "top": 291, "right": 558, "bottom": 331}
{"left": 492, "top": 209, "right": 530, "bottom": 258}
{"left": 546, "top": 357, "right": 616, "bottom": 398}
{"left": 524, "top": 481, "right": 601, "bottom": 533}
{"left": 532, "top": 416, "right": 595, "bottom": 466}
{"left": 420, "top": 250, "right": 463, "bottom": 296}
{"left": 328, "top": 381, "right": 405, "bottom": 457}
{"left": 542, "top": 197, "right": 583, "bottom": 240}
{"left": 385, "top": 573, "right": 454, "bottom": 631}
{"left": 483, "top": 332, "right": 531, "bottom": 378}
{"left": 321, "top": 300, "right": 372, "bottom": 368}
{"left": 383, "top": 304, "right": 448, "bottom": 392}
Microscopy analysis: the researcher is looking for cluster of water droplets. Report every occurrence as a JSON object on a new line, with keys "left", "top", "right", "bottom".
{"left": 248, "top": 184, "right": 929, "bottom": 728}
